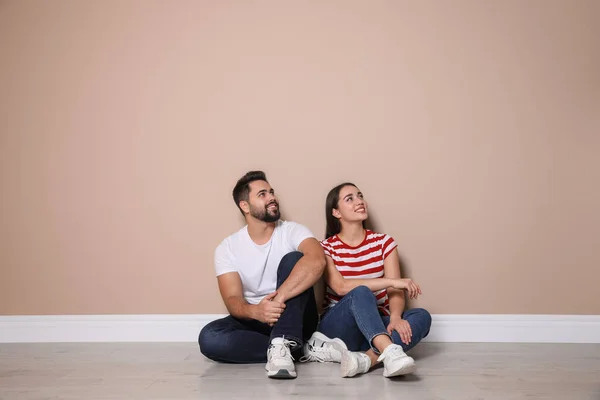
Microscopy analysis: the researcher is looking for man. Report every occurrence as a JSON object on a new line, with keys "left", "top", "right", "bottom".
{"left": 198, "top": 170, "right": 327, "bottom": 379}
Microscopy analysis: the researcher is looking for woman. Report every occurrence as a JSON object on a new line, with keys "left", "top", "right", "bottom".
{"left": 303, "top": 182, "right": 431, "bottom": 378}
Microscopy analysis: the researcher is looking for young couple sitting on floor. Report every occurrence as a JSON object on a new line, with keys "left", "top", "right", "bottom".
{"left": 198, "top": 171, "right": 431, "bottom": 379}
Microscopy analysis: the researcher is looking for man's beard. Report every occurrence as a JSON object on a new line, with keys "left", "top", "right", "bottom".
{"left": 250, "top": 201, "right": 280, "bottom": 222}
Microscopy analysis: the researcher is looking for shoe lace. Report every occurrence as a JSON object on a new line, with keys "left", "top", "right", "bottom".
{"left": 299, "top": 343, "right": 335, "bottom": 363}
{"left": 268, "top": 339, "right": 297, "bottom": 361}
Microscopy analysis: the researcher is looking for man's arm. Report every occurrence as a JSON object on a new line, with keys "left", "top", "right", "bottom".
{"left": 273, "top": 237, "right": 326, "bottom": 303}
{"left": 217, "top": 272, "right": 258, "bottom": 320}
{"left": 217, "top": 272, "right": 285, "bottom": 324}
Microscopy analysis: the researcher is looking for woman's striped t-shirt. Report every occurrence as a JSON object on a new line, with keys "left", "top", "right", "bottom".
{"left": 321, "top": 230, "right": 398, "bottom": 316}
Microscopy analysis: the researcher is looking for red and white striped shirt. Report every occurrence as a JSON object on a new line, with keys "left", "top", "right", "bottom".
{"left": 321, "top": 230, "right": 398, "bottom": 316}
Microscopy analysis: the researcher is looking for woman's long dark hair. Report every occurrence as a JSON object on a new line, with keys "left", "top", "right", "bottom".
{"left": 325, "top": 182, "right": 366, "bottom": 239}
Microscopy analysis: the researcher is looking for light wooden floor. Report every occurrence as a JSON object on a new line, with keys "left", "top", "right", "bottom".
{"left": 1, "top": 342, "right": 599, "bottom": 399}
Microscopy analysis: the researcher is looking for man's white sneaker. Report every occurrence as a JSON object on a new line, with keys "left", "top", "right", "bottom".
{"left": 265, "top": 338, "right": 297, "bottom": 379}
{"left": 340, "top": 350, "right": 372, "bottom": 377}
{"left": 300, "top": 332, "right": 348, "bottom": 363}
{"left": 377, "top": 344, "right": 416, "bottom": 377}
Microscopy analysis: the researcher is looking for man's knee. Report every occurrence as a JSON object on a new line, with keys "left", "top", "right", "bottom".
{"left": 198, "top": 320, "right": 225, "bottom": 361}
{"left": 277, "top": 251, "right": 303, "bottom": 279}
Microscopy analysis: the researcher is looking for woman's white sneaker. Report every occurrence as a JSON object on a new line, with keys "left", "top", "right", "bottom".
{"left": 340, "top": 350, "right": 372, "bottom": 377}
{"left": 377, "top": 344, "right": 416, "bottom": 377}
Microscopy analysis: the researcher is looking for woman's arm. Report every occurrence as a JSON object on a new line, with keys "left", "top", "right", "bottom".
{"left": 383, "top": 248, "right": 421, "bottom": 345}
{"left": 324, "top": 255, "right": 397, "bottom": 296}
{"left": 383, "top": 249, "right": 406, "bottom": 318}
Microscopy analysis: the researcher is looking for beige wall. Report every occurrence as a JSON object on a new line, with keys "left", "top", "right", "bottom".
{"left": 1, "top": 1, "right": 599, "bottom": 316}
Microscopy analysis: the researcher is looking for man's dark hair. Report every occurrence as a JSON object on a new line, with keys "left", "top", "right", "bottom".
{"left": 232, "top": 171, "right": 268, "bottom": 215}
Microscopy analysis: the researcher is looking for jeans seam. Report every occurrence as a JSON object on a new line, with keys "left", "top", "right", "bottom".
{"left": 349, "top": 293, "right": 388, "bottom": 354}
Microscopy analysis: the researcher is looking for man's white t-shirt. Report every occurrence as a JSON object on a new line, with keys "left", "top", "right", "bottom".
{"left": 214, "top": 220, "right": 315, "bottom": 305}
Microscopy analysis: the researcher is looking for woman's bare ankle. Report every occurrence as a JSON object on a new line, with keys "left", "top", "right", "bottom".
{"left": 372, "top": 333, "right": 393, "bottom": 354}
{"left": 366, "top": 349, "right": 379, "bottom": 368}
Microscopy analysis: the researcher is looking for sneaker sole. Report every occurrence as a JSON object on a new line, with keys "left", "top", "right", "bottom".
{"left": 383, "top": 361, "right": 417, "bottom": 377}
{"left": 267, "top": 369, "right": 297, "bottom": 379}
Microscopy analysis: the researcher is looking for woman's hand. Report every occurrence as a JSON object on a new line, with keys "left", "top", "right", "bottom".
{"left": 387, "top": 316, "right": 413, "bottom": 345}
{"left": 391, "top": 278, "right": 422, "bottom": 299}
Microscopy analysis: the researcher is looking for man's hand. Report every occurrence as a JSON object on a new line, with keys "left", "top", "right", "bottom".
{"left": 387, "top": 316, "right": 412, "bottom": 345}
{"left": 256, "top": 291, "right": 286, "bottom": 325}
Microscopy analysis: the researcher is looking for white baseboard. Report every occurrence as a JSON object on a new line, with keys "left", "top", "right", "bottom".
{"left": 425, "top": 314, "right": 600, "bottom": 343}
{"left": 0, "top": 314, "right": 598, "bottom": 344}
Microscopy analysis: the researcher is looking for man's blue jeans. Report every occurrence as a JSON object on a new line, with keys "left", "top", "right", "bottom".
{"left": 318, "top": 285, "right": 432, "bottom": 353}
{"left": 198, "top": 252, "right": 318, "bottom": 363}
